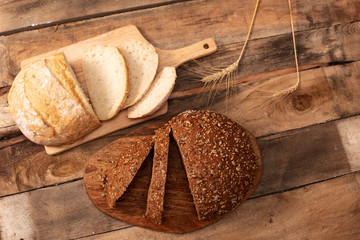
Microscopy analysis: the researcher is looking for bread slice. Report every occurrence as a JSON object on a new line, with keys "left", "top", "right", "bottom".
{"left": 128, "top": 67, "right": 176, "bottom": 119}
{"left": 82, "top": 45, "right": 129, "bottom": 120}
{"left": 8, "top": 53, "right": 100, "bottom": 146}
{"left": 169, "top": 110, "right": 259, "bottom": 221}
{"left": 105, "top": 136, "right": 154, "bottom": 208}
{"left": 119, "top": 39, "right": 159, "bottom": 109}
{"left": 145, "top": 124, "right": 171, "bottom": 225}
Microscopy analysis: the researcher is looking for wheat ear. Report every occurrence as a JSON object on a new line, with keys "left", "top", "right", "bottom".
{"left": 201, "top": 0, "right": 301, "bottom": 98}
{"left": 201, "top": 0, "right": 260, "bottom": 84}
{"left": 273, "top": 0, "right": 300, "bottom": 97}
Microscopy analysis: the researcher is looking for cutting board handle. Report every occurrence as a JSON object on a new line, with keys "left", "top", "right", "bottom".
{"left": 156, "top": 38, "right": 217, "bottom": 69}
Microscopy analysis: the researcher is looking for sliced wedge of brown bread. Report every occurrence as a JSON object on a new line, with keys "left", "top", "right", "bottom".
{"left": 145, "top": 124, "right": 171, "bottom": 225}
{"left": 169, "top": 110, "right": 259, "bottom": 221}
{"left": 105, "top": 136, "right": 154, "bottom": 208}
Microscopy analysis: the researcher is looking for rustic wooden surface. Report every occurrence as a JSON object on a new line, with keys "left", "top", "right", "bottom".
{"left": 0, "top": 0, "right": 359, "bottom": 239}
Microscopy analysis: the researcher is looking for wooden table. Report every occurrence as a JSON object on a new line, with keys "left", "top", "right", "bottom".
{"left": 1, "top": 0, "right": 359, "bottom": 239}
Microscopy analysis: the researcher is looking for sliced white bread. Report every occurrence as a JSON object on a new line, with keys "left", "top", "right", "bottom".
{"left": 119, "top": 39, "right": 159, "bottom": 109}
{"left": 82, "top": 45, "right": 129, "bottom": 121}
{"left": 128, "top": 67, "right": 176, "bottom": 119}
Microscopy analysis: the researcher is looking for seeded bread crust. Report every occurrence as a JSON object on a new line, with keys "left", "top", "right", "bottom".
{"left": 105, "top": 136, "right": 154, "bottom": 208}
{"left": 169, "top": 110, "right": 258, "bottom": 221}
{"left": 145, "top": 124, "right": 171, "bottom": 225}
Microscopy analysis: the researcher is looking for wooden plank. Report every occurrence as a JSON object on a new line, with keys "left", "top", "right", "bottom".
{"left": 1, "top": 168, "right": 359, "bottom": 239}
{"left": 0, "top": 181, "right": 128, "bottom": 240}
{"left": 253, "top": 117, "right": 360, "bottom": 196}
{"left": 174, "top": 20, "right": 360, "bottom": 93}
{"left": 166, "top": 61, "right": 360, "bottom": 137}
{"left": 1, "top": 21, "right": 359, "bottom": 138}
{"left": 0, "top": 86, "right": 17, "bottom": 138}
{"left": 336, "top": 117, "right": 360, "bottom": 172}
{"left": 1, "top": 103, "right": 360, "bottom": 201}
{"left": 80, "top": 172, "right": 360, "bottom": 240}
{"left": 0, "top": 0, "right": 359, "bottom": 88}
{"left": 0, "top": 0, "right": 174, "bottom": 35}
{"left": 0, "top": 117, "right": 169, "bottom": 197}
{"left": 1, "top": 61, "right": 360, "bottom": 196}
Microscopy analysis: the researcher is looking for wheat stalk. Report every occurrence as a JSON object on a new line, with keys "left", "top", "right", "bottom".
{"left": 201, "top": 0, "right": 259, "bottom": 84}
{"left": 201, "top": 0, "right": 300, "bottom": 98}
{"left": 273, "top": 0, "right": 300, "bottom": 97}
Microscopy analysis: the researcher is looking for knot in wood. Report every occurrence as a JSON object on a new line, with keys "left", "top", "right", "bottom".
{"left": 291, "top": 94, "right": 313, "bottom": 111}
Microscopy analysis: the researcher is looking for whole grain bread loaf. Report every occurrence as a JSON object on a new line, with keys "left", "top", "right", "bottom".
{"left": 8, "top": 53, "right": 100, "bottom": 146}
{"left": 169, "top": 110, "right": 259, "bottom": 221}
{"left": 93, "top": 110, "right": 260, "bottom": 223}
{"left": 105, "top": 136, "right": 154, "bottom": 208}
{"left": 145, "top": 124, "right": 171, "bottom": 225}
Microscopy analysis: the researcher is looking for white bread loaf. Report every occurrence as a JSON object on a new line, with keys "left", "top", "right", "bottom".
{"left": 82, "top": 45, "right": 129, "bottom": 120}
{"left": 127, "top": 67, "right": 176, "bottom": 118}
{"left": 8, "top": 53, "right": 100, "bottom": 146}
{"left": 119, "top": 39, "right": 159, "bottom": 109}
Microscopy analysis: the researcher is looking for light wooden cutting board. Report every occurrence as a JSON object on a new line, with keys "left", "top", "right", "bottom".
{"left": 20, "top": 25, "right": 217, "bottom": 155}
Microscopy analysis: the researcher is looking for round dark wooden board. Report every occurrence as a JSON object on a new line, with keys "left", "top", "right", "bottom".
{"left": 83, "top": 116, "right": 262, "bottom": 233}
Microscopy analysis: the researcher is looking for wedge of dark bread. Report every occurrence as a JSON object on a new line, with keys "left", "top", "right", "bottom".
{"left": 145, "top": 123, "right": 171, "bottom": 225}
{"left": 105, "top": 136, "right": 154, "bottom": 208}
{"left": 169, "top": 110, "right": 259, "bottom": 221}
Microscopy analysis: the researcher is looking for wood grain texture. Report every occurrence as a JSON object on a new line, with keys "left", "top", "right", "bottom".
{"left": 0, "top": 0, "right": 358, "bottom": 239}
{"left": 0, "top": 0, "right": 359, "bottom": 88}
{"left": 253, "top": 117, "right": 360, "bottom": 196}
{"left": 1, "top": 20, "right": 359, "bottom": 138}
{"left": 1, "top": 61, "right": 360, "bottom": 196}
{"left": 0, "top": 180, "right": 128, "bottom": 240}
{"left": 0, "top": 0, "right": 174, "bottom": 35}
{"left": 1, "top": 110, "right": 360, "bottom": 201}
{"left": 79, "top": 172, "right": 360, "bottom": 240}
{"left": 1, "top": 114, "right": 359, "bottom": 239}
{"left": 167, "top": 61, "right": 360, "bottom": 137}
{"left": 0, "top": 117, "right": 172, "bottom": 197}
{"left": 83, "top": 125, "right": 262, "bottom": 233}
